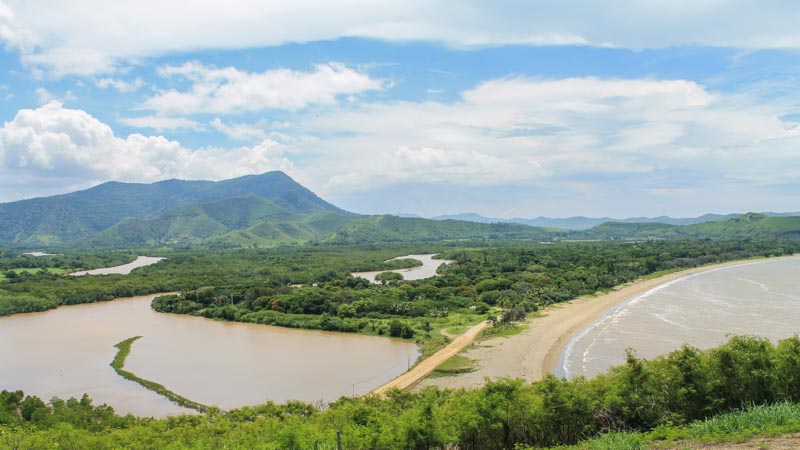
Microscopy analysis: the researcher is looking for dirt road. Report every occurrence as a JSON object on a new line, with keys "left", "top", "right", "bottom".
{"left": 371, "top": 319, "right": 489, "bottom": 394}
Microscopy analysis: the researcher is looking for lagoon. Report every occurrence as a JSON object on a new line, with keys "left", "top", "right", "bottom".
{"left": 0, "top": 294, "right": 420, "bottom": 417}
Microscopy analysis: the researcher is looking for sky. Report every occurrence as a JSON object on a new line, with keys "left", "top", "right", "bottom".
{"left": 0, "top": 1, "right": 799, "bottom": 218}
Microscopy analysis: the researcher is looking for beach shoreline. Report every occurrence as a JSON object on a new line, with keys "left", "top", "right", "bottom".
{"left": 417, "top": 253, "right": 799, "bottom": 391}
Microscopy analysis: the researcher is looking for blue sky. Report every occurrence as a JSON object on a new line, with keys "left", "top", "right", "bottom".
{"left": 1, "top": 1, "right": 800, "bottom": 218}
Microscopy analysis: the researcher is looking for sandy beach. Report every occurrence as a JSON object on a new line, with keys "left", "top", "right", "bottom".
{"left": 417, "top": 254, "right": 799, "bottom": 390}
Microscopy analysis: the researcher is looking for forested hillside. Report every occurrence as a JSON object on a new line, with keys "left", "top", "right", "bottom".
{"left": 3, "top": 171, "right": 800, "bottom": 249}
{"left": 582, "top": 213, "right": 800, "bottom": 240}
{"left": 0, "top": 171, "right": 564, "bottom": 247}
{"left": 0, "top": 171, "right": 345, "bottom": 246}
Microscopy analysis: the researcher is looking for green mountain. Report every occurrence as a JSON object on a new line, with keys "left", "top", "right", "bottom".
{"left": 6, "top": 171, "right": 797, "bottom": 248}
{"left": 581, "top": 213, "right": 800, "bottom": 240}
{"left": 89, "top": 206, "right": 563, "bottom": 247}
{"left": 87, "top": 195, "right": 307, "bottom": 247}
{"left": 0, "top": 172, "right": 564, "bottom": 248}
{"left": 326, "top": 215, "right": 563, "bottom": 244}
{"left": 0, "top": 172, "right": 345, "bottom": 246}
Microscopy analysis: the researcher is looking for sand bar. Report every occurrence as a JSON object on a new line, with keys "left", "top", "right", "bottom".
{"left": 417, "top": 254, "right": 799, "bottom": 390}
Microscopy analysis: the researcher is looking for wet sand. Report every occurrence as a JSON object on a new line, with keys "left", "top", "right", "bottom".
{"left": 418, "top": 254, "right": 799, "bottom": 390}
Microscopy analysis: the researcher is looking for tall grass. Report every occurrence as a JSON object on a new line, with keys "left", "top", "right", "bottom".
{"left": 557, "top": 402, "right": 800, "bottom": 449}
{"left": 686, "top": 402, "right": 800, "bottom": 439}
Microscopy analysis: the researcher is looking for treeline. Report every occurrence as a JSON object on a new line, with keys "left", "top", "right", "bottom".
{"left": 3, "top": 335, "right": 800, "bottom": 449}
{"left": 1, "top": 239, "right": 798, "bottom": 327}
{"left": 0, "top": 244, "right": 435, "bottom": 318}
{"left": 154, "top": 239, "right": 799, "bottom": 337}
{"left": 0, "top": 250, "right": 137, "bottom": 272}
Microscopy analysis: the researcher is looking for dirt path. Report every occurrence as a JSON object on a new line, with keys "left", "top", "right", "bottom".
{"left": 371, "top": 319, "right": 489, "bottom": 394}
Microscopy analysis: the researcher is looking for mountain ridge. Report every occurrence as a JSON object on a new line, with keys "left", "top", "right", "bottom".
{"left": 0, "top": 172, "right": 564, "bottom": 248}
{"left": 0, "top": 171, "right": 345, "bottom": 246}
{"left": 4, "top": 173, "right": 800, "bottom": 248}
{"left": 430, "top": 211, "right": 800, "bottom": 230}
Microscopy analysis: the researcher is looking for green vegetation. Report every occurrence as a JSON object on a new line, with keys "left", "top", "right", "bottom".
{"left": 2, "top": 239, "right": 798, "bottom": 340}
{"left": 4, "top": 335, "right": 800, "bottom": 449}
{"left": 141, "top": 239, "right": 797, "bottom": 354}
{"left": 328, "top": 215, "right": 562, "bottom": 245}
{"left": 0, "top": 249, "right": 137, "bottom": 273}
{"left": 4, "top": 173, "right": 800, "bottom": 448}
{"left": 374, "top": 270, "right": 405, "bottom": 283}
{"left": 0, "top": 171, "right": 564, "bottom": 248}
{"left": 479, "top": 320, "right": 529, "bottom": 340}
{"left": 110, "top": 336, "right": 208, "bottom": 413}
{"left": 0, "top": 267, "right": 67, "bottom": 282}
{"left": 0, "top": 243, "right": 438, "bottom": 317}
{"left": 6, "top": 171, "right": 798, "bottom": 249}
{"left": 558, "top": 402, "right": 800, "bottom": 449}
{"left": 580, "top": 212, "right": 800, "bottom": 240}
{"left": 429, "top": 354, "right": 476, "bottom": 378}
{"left": 0, "top": 171, "right": 346, "bottom": 247}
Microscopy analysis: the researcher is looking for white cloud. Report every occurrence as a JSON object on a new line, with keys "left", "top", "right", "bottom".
{"left": 327, "top": 145, "right": 547, "bottom": 191}
{"left": 35, "top": 87, "right": 76, "bottom": 105}
{"left": 34, "top": 87, "right": 53, "bottom": 104}
{"left": 3, "top": 76, "right": 800, "bottom": 216}
{"left": 210, "top": 118, "right": 268, "bottom": 142}
{"left": 141, "top": 62, "right": 383, "bottom": 115}
{"left": 277, "top": 76, "right": 800, "bottom": 199}
{"left": 0, "top": 102, "right": 295, "bottom": 196}
{"left": 119, "top": 116, "right": 203, "bottom": 132}
{"left": 3, "top": 1, "right": 800, "bottom": 76}
{"left": 96, "top": 77, "right": 145, "bottom": 93}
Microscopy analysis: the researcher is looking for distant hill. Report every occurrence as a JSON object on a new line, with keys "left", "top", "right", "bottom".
{"left": 325, "top": 215, "right": 563, "bottom": 244}
{"left": 580, "top": 213, "right": 800, "bottom": 240}
{"left": 0, "top": 172, "right": 563, "bottom": 248}
{"left": 431, "top": 212, "right": 799, "bottom": 230}
{"left": 0, "top": 172, "right": 347, "bottom": 247}
{"left": 4, "top": 173, "right": 799, "bottom": 248}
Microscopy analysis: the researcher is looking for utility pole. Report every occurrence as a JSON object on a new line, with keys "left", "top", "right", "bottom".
{"left": 336, "top": 431, "right": 343, "bottom": 450}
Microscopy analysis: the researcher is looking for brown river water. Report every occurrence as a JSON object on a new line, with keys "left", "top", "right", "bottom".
{"left": 0, "top": 294, "right": 420, "bottom": 417}
{"left": 351, "top": 254, "right": 453, "bottom": 283}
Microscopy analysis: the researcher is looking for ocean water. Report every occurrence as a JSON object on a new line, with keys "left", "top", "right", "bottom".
{"left": 559, "top": 258, "right": 800, "bottom": 379}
